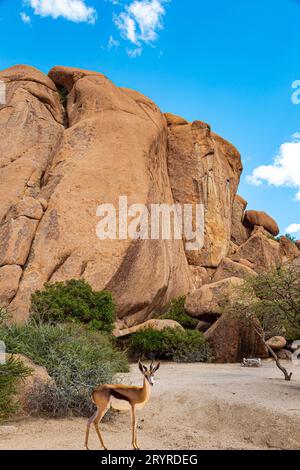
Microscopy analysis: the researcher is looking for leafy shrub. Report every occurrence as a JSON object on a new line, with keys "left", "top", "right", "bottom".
{"left": 159, "top": 296, "right": 198, "bottom": 330}
{"left": 0, "top": 356, "right": 32, "bottom": 422}
{"left": 31, "top": 280, "right": 116, "bottom": 332}
{"left": 58, "top": 85, "right": 68, "bottom": 108}
{"left": 0, "top": 322, "right": 128, "bottom": 417}
{"left": 129, "top": 327, "right": 213, "bottom": 363}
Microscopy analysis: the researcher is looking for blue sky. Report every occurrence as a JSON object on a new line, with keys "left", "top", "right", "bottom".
{"left": 0, "top": 0, "right": 300, "bottom": 237}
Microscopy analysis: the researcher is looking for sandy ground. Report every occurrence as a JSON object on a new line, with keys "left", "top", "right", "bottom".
{"left": 1, "top": 360, "right": 300, "bottom": 450}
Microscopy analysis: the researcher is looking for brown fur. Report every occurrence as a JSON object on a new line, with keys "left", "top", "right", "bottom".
{"left": 85, "top": 361, "right": 160, "bottom": 450}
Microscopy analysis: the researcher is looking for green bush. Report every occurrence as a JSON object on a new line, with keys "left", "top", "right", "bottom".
{"left": 0, "top": 322, "right": 129, "bottom": 417}
{"left": 58, "top": 85, "right": 68, "bottom": 107}
{"left": 129, "top": 327, "right": 213, "bottom": 363}
{"left": 31, "top": 279, "right": 116, "bottom": 332}
{"left": 0, "top": 356, "right": 32, "bottom": 422}
{"left": 159, "top": 296, "right": 198, "bottom": 330}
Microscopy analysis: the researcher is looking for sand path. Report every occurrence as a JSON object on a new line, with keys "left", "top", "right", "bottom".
{"left": 1, "top": 361, "right": 300, "bottom": 450}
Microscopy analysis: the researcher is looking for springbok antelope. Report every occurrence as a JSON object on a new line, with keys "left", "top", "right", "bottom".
{"left": 85, "top": 360, "right": 160, "bottom": 450}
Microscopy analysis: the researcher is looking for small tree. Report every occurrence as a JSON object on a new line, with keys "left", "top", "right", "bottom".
{"left": 226, "top": 265, "right": 300, "bottom": 381}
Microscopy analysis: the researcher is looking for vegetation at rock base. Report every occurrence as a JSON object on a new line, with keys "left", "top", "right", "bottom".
{"left": 128, "top": 327, "right": 213, "bottom": 363}
{"left": 57, "top": 85, "right": 68, "bottom": 108}
{"left": 31, "top": 279, "right": 116, "bottom": 333}
{"left": 0, "top": 356, "right": 32, "bottom": 422}
{"left": 157, "top": 296, "right": 199, "bottom": 330}
{"left": 223, "top": 265, "right": 300, "bottom": 380}
{"left": 0, "top": 320, "right": 129, "bottom": 418}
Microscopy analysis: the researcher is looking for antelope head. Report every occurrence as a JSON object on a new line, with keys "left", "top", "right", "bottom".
{"left": 138, "top": 360, "right": 160, "bottom": 386}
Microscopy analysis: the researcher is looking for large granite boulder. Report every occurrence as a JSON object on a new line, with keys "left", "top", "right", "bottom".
{"left": 212, "top": 257, "right": 257, "bottom": 283}
{"left": 0, "top": 265, "right": 22, "bottom": 307}
{"left": 167, "top": 118, "right": 242, "bottom": 268}
{"left": 231, "top": 229, "right": 281, "bottom": 273}
{"left": 114, "top": 318, "right": 184, "bottom": 338}
{"left": 266, "top": 336, "right": 287, "bottom": 351}
{"left": 279, "top": 236, "right": 299, "bottom": 264}
{"left": 1, "top": 65, "right": 190, "bottom": 325}
{"left": 0, "top": 63, "right": 285, "bottom": 339}
{"left": 185, "top": 277, "right": 244, "bottom": 322}
{"left": 205, "top": 310, "right": 269, "bottom": 363}
{"left": 231, "top": 195, "right": 251, "bottom": 246}
{"left": 243, "top": 210, "right": 279, "bottom": 236}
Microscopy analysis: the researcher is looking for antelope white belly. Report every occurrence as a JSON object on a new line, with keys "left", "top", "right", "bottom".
{"left": 136, "top": 401, "right": 147, "bottom": 410}
{"left": 110, "top": 397, "right": 131, "bottom": 411}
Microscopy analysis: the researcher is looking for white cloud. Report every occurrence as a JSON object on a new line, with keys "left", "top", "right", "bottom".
{"left": 285, "top": 223, "right": 300, "bottom": 237}
{"left": 108, "top": 35, "right": 120, "bottom": 49}
{"left": 20, "top": 12, "right": 32, "bottom": 24}
{"left": 25, "top": 0, "right": 97, "bottom": 24}
{"left": 247, "top": 134, "right": 300, "bottom": 201}
{"left": 114, "top": 0, "right": 169, "bottom": 56}
{"left": 127, "top": 47, "right": 143, "bottom": 58}
{"left": 115, "top": 13, "right": 138, "bottom": 44}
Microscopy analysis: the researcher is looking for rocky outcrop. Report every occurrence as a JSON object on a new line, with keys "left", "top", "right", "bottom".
{"left": 164, "top": 113, "right": 188, "bottom": 126}
{"left": 167, "top": 118, "right": 242, "bottom": 268}
{"left": 0, "top": 265, "right": 22, "bottom": 307}
{"left": 279, "top": 237, "right": 299, "bottom": 264}
{"left": 205, "top": 310, "right": 269, "bottom": 363}
{"left": 266, "top": 336, "right": 287, "bottom": 351}
{"left": 296, "top": 240, "right": 300, "bottom": 250}
{"left": 243, "top": 210, "right": 279, "bottom": 236}
{"left": 231, "top": 195, "right": 251, "bottom": 246}
{"left": 0, "top": 63, "right": 287, "bottom": 342}
{"left": 189, "top": 266, "right": 210, "bottom": 290}
{"left": 185, "top": 277, "right": 244, "bottom": 322}
{"left": 114, "top": 318, "right": 184, "bottom": 338}
{"left": 1, "top": 65, "right": 191, "bottom": 325}
{"left": 212, "top": 257, "right": 257, "bottom": 283}
{"left": 231, "top": 229, "right": 280, "bottom": 273}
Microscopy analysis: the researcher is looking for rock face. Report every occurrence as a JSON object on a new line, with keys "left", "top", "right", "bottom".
{"left": 212, "top": 257, "right": 257, "bottom": 283}
{"left": 296, "top": 240, "right": 300, "bottom": 250}
{"left": 0, "top": 265, "right": 22, "bottom": 307}
{"left": 205, "top": 310, "right": 269, "bottom": 363}
{"left": 231, "top": 229, "right": 280, "bottom": 273}
{"left": 167, "top": 118, "right": 242, "bottom": 268}
{"left": 0, "top": 63, "right": 285, "bottom": 348}
{"left": 279, "top": 237, "right": 299, "bottom": 264}
{"left": 231, "top": 195, "right": 251, "bottom": 246}
{"left": 185, "top": 277, "right": 244, "bottom": 322}
{"left": 243, "top": 210, "right": 279, "bottom": 236}
{"left": 1, "top": 65, "right": 192, "bottom": 326}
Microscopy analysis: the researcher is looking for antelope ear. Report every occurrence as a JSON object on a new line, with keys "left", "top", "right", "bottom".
{"left": 138, "top": 361, "right": 147, "bottom": 373}
{"left": 152, "top": 362, "right": 161, "bottom": 373}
